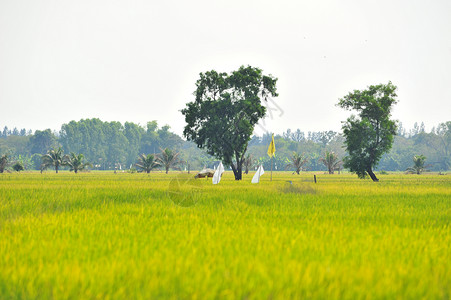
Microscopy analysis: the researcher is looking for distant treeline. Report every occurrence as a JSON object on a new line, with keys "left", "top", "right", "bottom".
{"left": 1, "top": 119, "right": 450, "bottom": 172}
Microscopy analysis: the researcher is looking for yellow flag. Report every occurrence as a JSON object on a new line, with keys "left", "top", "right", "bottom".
{"left": 267, "top": 134, "right": 276, "bottom": 157}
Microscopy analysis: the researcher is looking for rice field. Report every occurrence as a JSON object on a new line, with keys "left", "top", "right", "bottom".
{"left": 0, "top": 171, "right": 450, "bottom": 299}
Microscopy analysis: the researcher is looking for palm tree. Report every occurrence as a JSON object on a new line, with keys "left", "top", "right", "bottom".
{"left": 64, "top": 153, "right": 91, "bottom": 173}
{"left": 41, "top": 147, "right": 65, "bottom": 173}
{"left": 0, "top": 154, "right": 9, "bottom": 173}
{"left": 286, "top": 152, "right": 307, "bottom": 175}
{"left": 157, "top": 148, "right": 182, "bottom": 174}
{"left": 406, "top": 155, "right": 428, "bottom": 174}
{"left": 243, "top": 153, "right": 257, "bottom": 174}
{"left": 319, "top": 151, "right": 341, "bottom": 174}
{"left": 135, "top": 153, "right": 160, "bottom": 173}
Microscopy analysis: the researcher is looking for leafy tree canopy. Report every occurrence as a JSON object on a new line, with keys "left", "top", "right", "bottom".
{"left": 29, "top": 129, "right": 57, "bottom": 155}
{"left": 337, "top": 81, "right": 398, "bottom": 181}
{"left": 182, "top": 65, "right": 278, "bottom": 180}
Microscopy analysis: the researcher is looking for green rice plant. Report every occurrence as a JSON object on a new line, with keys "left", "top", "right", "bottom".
{"left": 0, "top": 171, "right": 450, "bottom": 299}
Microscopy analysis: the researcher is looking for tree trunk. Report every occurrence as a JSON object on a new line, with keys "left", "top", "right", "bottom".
{"left": 55, "top": 165, "right": 58, "bottom": 173}
{"left": 235, "top": 166, "right": 242, "bottom": 180}
{"left": 230, "top": 152, "right": 244, "bottom": 180}
{"left": 165, "top": 166, "right": 169, "bottom": 174}
{"left": 231, "top": 162, "right": 242, "bottom": 180}
{"left": 367, "top": 168, "right": 379, "bottom": 182}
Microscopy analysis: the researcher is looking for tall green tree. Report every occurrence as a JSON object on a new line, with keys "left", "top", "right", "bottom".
{"left": 41, "top": 147, "right": 65, "bottom": 173}
{"left": 157, "top": 148, "right": 182, "bottom": 174}
{"left": 29, "top": 129, "right": 57, "bottom": 155}
{"left": 158, "top": 125, "right": 183, "bottom": 150}
{"left": 135, "top": 153, "right": 160, "bottom": 173}
{"left": 337, "top": 82, "right": 398, "bottom": 181}
{"left": 140, "top": 121, "right": 160, "bottom": 155}
{"left": 435, "top": 122, "right": 451, "bottom": 170}
{"left": 124, "top": 122, "right": 145, "bottom": 168}
{"left": 64, "top": 153, "right": 91, "bottom": 173}
{"left": 104, "top": 121, "right": 128, "bottom": 170}
{"left": 181, "top": 65, "right": 278, "bottom": 180}
{"left": 417, "top": 122, "right": 451, "bottom": 170}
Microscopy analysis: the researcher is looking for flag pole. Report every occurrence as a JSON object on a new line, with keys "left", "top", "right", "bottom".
{"left": 270, "top": 155, "right": 273, "bottom": 181}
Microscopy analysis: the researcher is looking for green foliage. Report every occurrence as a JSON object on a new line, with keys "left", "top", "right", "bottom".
{"left": 182, "top": 65, "right": 278, "bottom": 180}
{"left": 31, "top": 154, "right": 43, "bottom": 170}
{"left": 2, "top": 118, "right": 450, "bottom": 173}
{"left": 29, "top": 129, "right": 57, "bottom": 155}
{"left": 12, "top": 161, "right": 24, "bottom": 172}
{"left": 285, "top": 152, "right": 307, "bottom": 174}
{"left": 413, "top": 122, "right": 451, "bottom": 171}
{"left": 243, "top": 153, "right": 258, "bottom": 174}
{"left": 41, "top": 147, "right": 65, "bottom": 173}
{"left": 64, "top": 153, "right": 91, "bottom": 173}
{"left": 319, "top": 151, "right": 341, "bottom": 174}
{"left": 124, "top": 122, "right": 145, "bottom": 167}
{"left": 157, "top": 148, "right": 182, "bottom": 174}
{"left": 0, "top": 135, "right": 30, "bottom": 158}
{"left": 135, "top": 154, "right": 160, "bottom": 173}
{"left": 406, "top": 154, "right": 429, "bottom": 174}
{"left": 59, "top": 119, "right": 183, "bottom": 170}
{"left": 0, "top": 154, "right": 10, "bottom": 173}
{"left": 338, "top": 82, "right": 398, "bottom": 181}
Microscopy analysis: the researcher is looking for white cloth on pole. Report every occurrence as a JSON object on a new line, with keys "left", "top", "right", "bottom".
{"left": 251, "top": 165, "right": 265, "bottom": 183}
{"left": 212, "top": 162, "right": 225, "bottom": 184}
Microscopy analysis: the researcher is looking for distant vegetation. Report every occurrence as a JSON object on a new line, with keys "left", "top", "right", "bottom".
{"left": 0, "top": 119, "right": 450, "bottom": 173}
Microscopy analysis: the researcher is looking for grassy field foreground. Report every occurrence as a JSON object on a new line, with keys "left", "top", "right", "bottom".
{"left": 0, "top": 172, "right": 450, "bottom": 299}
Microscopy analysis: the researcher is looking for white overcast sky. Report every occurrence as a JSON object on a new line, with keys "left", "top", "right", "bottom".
{"left": 1, "top": 0, "right": 450, "bottom": 136}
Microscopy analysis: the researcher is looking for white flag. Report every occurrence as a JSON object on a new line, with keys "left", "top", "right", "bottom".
{"left": 251, "top": 165, "right": 265, "bottom": 184}
{"left": 212, "top": 162, "right": 225, "bottom": 184}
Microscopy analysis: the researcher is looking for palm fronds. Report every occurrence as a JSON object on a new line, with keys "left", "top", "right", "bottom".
{"left": 41, "top": 147, "right": 65, "bottom": 173}
{"left": 319, "top": 151, "right": 341, "bottom": 174}
{"left": 64, "top": 153, "right": 91, "bottom": 173}
{"left": 135, "top": 154, "right": 160, "bottom": 173}
{"left": 157, "top": 148, "right": 182, "bottom": 174}
{"left": 286, "top": 152, "right": 307, "bottom": 175}
{"left": 406, "top": 155, "right": 429, "bottom": 174}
